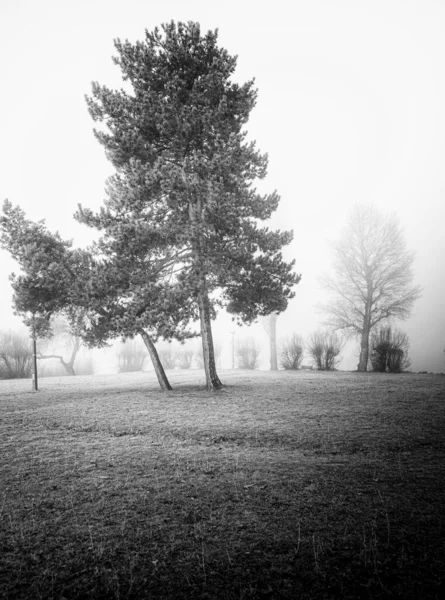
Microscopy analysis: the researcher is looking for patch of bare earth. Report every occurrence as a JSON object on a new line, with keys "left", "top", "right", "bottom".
{"left": 1, "top": 370, "right": 444, "bottom": 599}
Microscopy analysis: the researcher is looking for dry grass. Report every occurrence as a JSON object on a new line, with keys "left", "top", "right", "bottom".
{"left": 1, "top": 369, "right": 444, "bottom": 599}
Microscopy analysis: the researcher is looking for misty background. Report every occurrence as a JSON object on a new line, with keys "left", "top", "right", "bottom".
{"left": 1, "top": 0, "right": 444, "bottom": 373}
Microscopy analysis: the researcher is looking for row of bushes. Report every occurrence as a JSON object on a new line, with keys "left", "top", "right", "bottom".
{"left": 280, "top": 326, "right": 410, "bottom": 373}
{"left": 115, "top": 334, "right": 341, "bottom": 372}
{"left": 116, "top": 340, "right": 223, "bottom": 372}
{"left": 0, "top": 325, "right": 412, "bottom": 379}
{"left": 280, "top": 331, "right": 342, "bottom": 371}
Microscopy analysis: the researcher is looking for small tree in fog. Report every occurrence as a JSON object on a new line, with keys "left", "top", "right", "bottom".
{"left": 37, "top": 316, "right": 83, "bottom": 376}
{"left": 117, "top": 339, "right": 148, "bottom": 373}
{"left": 157, "top": 344, "right": 177, "bottom": 370}
{"left": 0, "top": 331, "right": 33, "bottom": 379}
{"left": 176, "top": 347, "right": 194, "bottom": 369}
{"left": 279, "top": 334, "right": 304, "bottom": 370}
{"left": 307, "top": 330, "right": 342, "bottom": 371}
{"left": 370, "top": 326, "right": 411, "bottom": 373}
{"left": 320, "top": 204, "right": 421, "bottom": 372}
{"left": 237, "top": 338, "right": 261, "bottom": 370}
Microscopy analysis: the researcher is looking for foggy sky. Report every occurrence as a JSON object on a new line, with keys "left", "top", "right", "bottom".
{"left": 1, "top": 0, "right": 444, "bottom": 372}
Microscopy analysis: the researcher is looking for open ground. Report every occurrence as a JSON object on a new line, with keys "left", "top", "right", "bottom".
{"left": 1, "top": 370, "right": 444, "bottom": 599}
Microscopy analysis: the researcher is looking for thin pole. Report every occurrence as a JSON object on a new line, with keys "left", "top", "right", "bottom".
{"left": 231, "top": 331, "right": 235, "bottom": 370}
{"left": 32, "top": 326, "right": 38, "bottom": 391}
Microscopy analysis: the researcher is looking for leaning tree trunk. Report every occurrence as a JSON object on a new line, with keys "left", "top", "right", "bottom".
{"left": 60, "top": 359, "right": 76, "bottom": 376}
{"left": 62, "top": 335, "right": 82, "bottom": 376}
{"left": 139, "top": 329, "right": 172, "bottom": 391}
{"left": 37, "top": 336, "right": 81, "bottom": 376}
{"left": 37, "top": 354, "right": 76, "bottom": 376}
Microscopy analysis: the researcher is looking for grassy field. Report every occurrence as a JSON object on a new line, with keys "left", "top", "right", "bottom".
{"left": 1, "top": 369, "right": 444, "bottom": 599}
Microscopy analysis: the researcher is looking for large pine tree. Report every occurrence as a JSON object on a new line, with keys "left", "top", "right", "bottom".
{"left": 80, "top": 21, "right": 299, "bottom": 389}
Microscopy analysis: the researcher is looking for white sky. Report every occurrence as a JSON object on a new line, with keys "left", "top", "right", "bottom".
{"left": 1, "top": 0, "right": 444, "bottom": 372}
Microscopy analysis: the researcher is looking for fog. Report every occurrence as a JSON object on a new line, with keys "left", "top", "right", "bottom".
{"left": 1, "top": 0, "right": 444, "bottom": 373}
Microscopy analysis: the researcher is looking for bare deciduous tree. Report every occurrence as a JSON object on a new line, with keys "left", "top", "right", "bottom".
{"left": 117, "top": 339, "right": 148, "bottom": 373}
{"left": 306, "top": 330, "right": 342, "bottom": 371}
{"left": 176, "top": 347, "right": 194, "bottom": 370}
{"left": 0, "top": 330, "right": 33, "bottom": 379}
{"left": 370, "top": 326, "right": 411, "bottom": 373}
{"left": 157, "top": 344, "right": 177, "bottom": 370}
{"left": 279, "top": 334, "right": 304, "bottom": 370}
{"left": 37, "top": 317, "right": 83, "bottom": 376}
{"left": 320, "top": 204, "right": 421, "bottom": 371}
{"left": 237, "top": 338, "right": 261, "bottom": 370}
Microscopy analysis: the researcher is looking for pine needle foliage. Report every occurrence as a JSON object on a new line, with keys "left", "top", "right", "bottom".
{"left": 79, "top": 21, "right": 300, "bottom": 389}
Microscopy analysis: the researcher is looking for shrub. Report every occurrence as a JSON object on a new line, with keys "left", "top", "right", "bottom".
{"left": 279, "top": 334, "right": 304, "bottom": 370}
{"left": 306, "top": 330, "right": 342, "bottom": 371}
{"left": 370, "top": 326, "right": 410, "bottom": 373}
{"left": 237, "top": 337, "right": 261, "bottom": 370}
{"left": 0, "top": 330, "right": 33, "bottom": 379}
{"left": 176, "top": 347, "right": 194, "bottom": 369}
{"left": 117, "top": 339, "right": 148, "bottom": 372}
{"left": 157, "top": 344, "right": 176, "bottom": 370}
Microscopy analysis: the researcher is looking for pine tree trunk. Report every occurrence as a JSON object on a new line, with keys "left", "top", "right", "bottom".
{"left": 197, "top": 289, "right": 223, "bottom": 390}
{"left": 139, "top": 329, "right": 172, "bottom": 391}
{"left": 269, "top": 313, "right": 278, "bottom": 370}
{"left": 188, "top": 196, "right": 223, "bottom": 391}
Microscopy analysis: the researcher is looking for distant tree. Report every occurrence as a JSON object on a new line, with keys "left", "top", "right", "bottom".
{"left": 261, "top": 313, "right": 278, "bottom": 370}
{"left": 320, "top": 204, "right": 421, "bottom": 372}
{"left": 0, "top": 330, "right": 33, "bottom": 379}
{"left": 370, "top": 326, "right": 411, "bottom": 373}
{"left": 37, "top": 316, "right": 83, "bottom": 376}
{"left": 176, "top": 346, "right": 195, "bottom": 369}
{"left": 157, "top": 344, "right": 177, "bottom": 370}
{"left": 279, "top": 334, "right": 304, "bottom": 370}
{"left": 117, "top": 339, "right": 148, "bottom": 373}
{"left": 82, "top": 21, "right": 300, "bottom": 390}
{"left": 307, "top": 330, "right": 342, "bottom": 371}
{"left": 237, "top": 337, "right": 261, "bottom": 370}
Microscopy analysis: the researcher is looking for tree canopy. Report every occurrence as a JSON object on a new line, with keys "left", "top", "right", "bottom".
{"left": 0, "top": 200, "right": 89, "bottom": 338}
